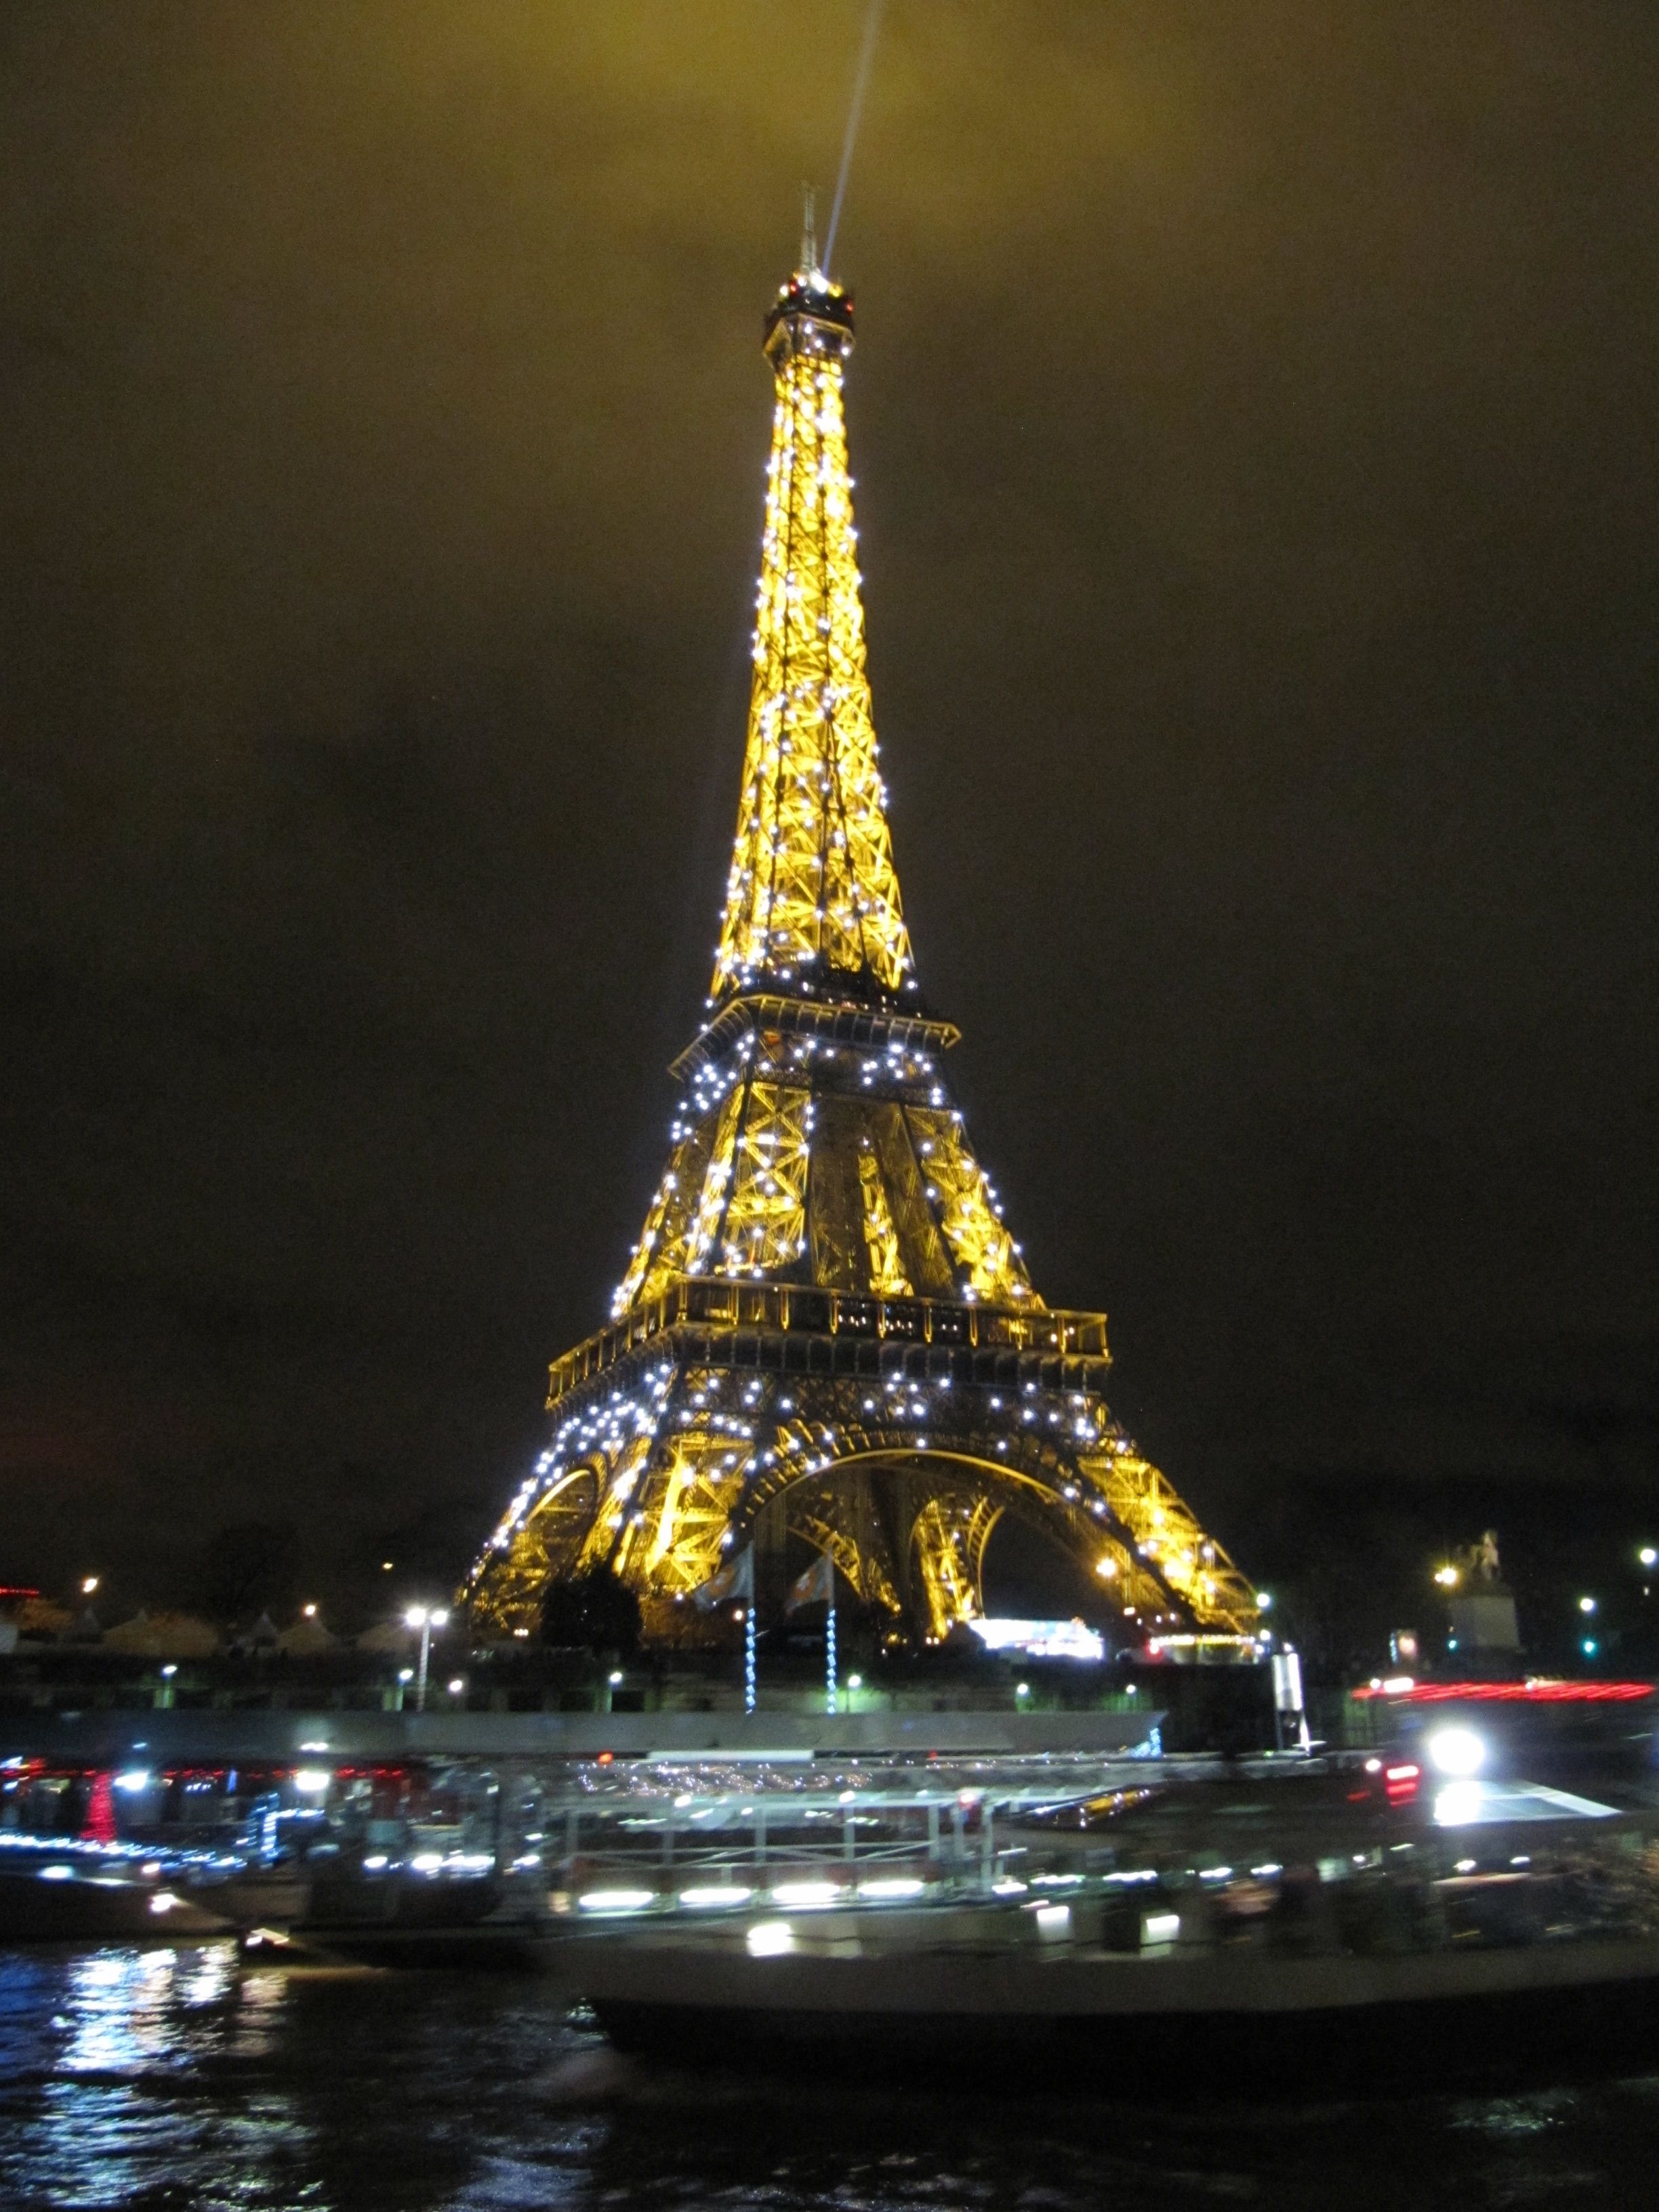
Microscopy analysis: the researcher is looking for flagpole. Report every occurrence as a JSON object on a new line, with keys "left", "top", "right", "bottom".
{"left": 825, "top": 1605, "right": 838, "bottom": 1716}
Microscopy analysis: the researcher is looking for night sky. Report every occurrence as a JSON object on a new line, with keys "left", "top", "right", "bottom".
{"left": 4, "top": 3, "right": 1656, "bottom": 1625}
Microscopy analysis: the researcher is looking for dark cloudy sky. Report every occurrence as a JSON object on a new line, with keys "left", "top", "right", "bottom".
{"left": 3, "top": 1, "right": 1656, "bottom": 1605}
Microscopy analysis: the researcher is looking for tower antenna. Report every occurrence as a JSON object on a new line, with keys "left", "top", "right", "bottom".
{"left": 800, "top": 182, "right": 818, "bottom": 276}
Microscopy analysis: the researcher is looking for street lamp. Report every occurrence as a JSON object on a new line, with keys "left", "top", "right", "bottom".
{"left": 403, "top": 1605, "right": 449, "bottom": 1711}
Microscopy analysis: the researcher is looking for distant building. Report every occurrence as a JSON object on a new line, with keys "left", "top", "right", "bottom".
{"left": 0, "top": 1586, "right": 40, "bottom": 1656}
{"left": 102, "top": 1610, "right": 222, "bottom": 1658}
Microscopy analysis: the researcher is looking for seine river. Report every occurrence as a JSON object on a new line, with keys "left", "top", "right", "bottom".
{"left": 3, "top": 1943, "right": 1658, "bottom": 2211}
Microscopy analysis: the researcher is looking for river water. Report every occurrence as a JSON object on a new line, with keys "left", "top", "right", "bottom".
{"left": 3, "top": 1943, "right": 1658, "bottom": 2210}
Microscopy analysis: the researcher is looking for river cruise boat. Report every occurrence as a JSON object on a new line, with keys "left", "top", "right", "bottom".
{"left": 550, "top": 1752, "right": 1659, "bottom": 2086}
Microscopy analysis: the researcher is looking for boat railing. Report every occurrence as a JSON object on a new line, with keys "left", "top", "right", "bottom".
{"left": 552, "top": 1795, "right": 1659, "bottom": 1957}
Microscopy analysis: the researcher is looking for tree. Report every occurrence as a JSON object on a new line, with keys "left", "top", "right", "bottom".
{"left": 540, "top": 1569, "right": 641, "bottom": 1657}
{"left": 197, "top": 1521, "right": 300, "bottom": 1626}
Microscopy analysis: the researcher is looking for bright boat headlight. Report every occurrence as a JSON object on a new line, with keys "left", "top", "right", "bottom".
{"left": 1426, "top": 1725, "right": 1485, "bottom": 1778}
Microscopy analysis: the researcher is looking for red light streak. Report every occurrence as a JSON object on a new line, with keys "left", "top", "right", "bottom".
{"left": 1351, "top": 1680, "right": 1653, "bottom": 1704}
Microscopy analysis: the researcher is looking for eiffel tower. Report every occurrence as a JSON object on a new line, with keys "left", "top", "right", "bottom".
{"left": 464, "top": 226, "right": 1258, "bottom": 1654}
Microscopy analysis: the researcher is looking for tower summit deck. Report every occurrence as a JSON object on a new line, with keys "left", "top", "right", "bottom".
{"left": 464, "top": 240, "right": 1257, "bottom": 1652}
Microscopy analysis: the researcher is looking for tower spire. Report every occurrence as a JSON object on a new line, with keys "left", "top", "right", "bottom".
{"left": 711, "top": 248, "right": 914, "bottom": 1007}
{"left": 800, "top": 182, "right": 818, "bottom": 278}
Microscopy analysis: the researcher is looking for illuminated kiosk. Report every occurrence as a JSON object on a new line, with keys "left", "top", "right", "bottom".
{"left": 464, "top": 240, "right": 1258, "bottom": 1655}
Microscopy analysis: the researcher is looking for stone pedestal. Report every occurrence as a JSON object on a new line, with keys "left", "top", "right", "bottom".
{"left": 1447, "top": 1590, "right": 1519, "bottom": 1652}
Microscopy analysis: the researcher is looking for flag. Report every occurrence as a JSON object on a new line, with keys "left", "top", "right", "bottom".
{"left": 784, "top": 1549, "right": 835, "bottom": 1614}
{"left": 693, "top": 1545, "right": 754, "bottom": 1610}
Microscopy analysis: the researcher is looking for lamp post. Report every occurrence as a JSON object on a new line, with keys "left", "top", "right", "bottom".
{"left": 404, "top": 1605, "right": 449, "bottom": 1712}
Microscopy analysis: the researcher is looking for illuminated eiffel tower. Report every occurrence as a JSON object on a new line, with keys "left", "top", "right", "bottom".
{"left": 465, "top": 230, "right": 1258, "bottom": 1654}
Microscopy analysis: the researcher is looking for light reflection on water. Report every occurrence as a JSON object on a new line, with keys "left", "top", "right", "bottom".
{"left": 0, "top": 1943, "right": 1656, "bottom": 2211}
{"left": 3, "top": 1943, "right": 315, "bottom": 2210}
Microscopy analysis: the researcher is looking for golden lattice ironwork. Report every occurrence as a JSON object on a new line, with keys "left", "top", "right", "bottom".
{"left": 712, "top": 267, "right": 912, "bottom": 1004}
{"left": 464, "top": 247, "right": 1258, "bottom": 1658}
